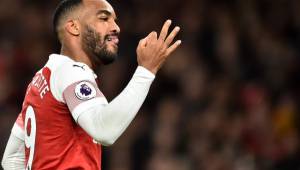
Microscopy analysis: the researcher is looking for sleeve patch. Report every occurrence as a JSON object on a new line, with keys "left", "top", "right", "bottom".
{"left": 75, "top": 81, "right": 97, "bottom": 100}
{"left": 63, "top": 80, "right": 104, "bottom": 112}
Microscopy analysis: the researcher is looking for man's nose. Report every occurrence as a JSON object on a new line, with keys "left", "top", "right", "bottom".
{"left": 112, "top": 21, "right": 120, "bottom": 34}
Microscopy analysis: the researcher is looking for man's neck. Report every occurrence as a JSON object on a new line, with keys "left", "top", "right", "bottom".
{"left": 60, "top": 45, "right": 93, "bottom": 70}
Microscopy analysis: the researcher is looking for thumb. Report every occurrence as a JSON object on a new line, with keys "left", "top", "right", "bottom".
{"left": 140, "top": 37, "right": 148, "bottom": 47}
{"left": 139, "top": 31, "right": 155, "bottom": 48}
{"left": 148, "top": 31, "right": 157, "bottom": 40}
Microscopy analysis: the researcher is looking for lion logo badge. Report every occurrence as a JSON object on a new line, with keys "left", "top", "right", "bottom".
{"left": 75, "top": 81, "right": 96, "bottom": 100}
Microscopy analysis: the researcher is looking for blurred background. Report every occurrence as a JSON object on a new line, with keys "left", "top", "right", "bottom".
{"left": 1, "top": 0, "right": 300, "bottom": 169}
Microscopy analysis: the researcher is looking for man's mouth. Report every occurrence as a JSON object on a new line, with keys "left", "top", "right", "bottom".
{"left": 106, "top": 34, "right": 119, "bottom": 45}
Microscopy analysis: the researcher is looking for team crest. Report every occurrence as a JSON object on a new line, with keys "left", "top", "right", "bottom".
{"left": 75, "top": 81, "right": 96, "bottom": 100}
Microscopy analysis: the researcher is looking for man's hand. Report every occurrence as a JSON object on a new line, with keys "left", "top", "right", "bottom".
{"left": 136, "top": 20, "right": 181, "bottom": 74}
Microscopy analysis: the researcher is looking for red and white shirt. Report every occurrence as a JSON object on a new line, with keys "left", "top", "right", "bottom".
{"left": 6, "top": 53, "right": 155, "bottom": 170}
{"left": 13, "top": 54, "right": 108, "bottom": 169}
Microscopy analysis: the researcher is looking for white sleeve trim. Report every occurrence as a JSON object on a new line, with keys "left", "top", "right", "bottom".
{"left": 77, "top": 66, "right": 155, "bottom": 146}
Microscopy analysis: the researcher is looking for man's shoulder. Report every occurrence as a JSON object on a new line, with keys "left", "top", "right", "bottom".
{"left": 47, "top": 54, "right": 97, "bottom": 99}
{"left": 46, "top": 54, "right": 94, "bottom": 78}
{"left": 55, "top": 61, "right": 95, "bottom": 81}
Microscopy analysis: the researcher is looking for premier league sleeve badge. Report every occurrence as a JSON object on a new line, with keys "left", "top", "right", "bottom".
{"left": 75, "top": 81, "right": 97, "bottom": 100}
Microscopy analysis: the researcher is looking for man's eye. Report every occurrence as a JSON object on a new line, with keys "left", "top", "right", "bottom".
{"left": 99, "top": 17, "right": 108, "bottom": 21}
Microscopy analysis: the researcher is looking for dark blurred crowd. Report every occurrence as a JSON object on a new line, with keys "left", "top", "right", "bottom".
{"left": 1, "top": 0, "right": 300, "bottom": 170}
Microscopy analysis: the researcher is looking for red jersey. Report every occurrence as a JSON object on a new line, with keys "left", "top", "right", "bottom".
{"left": 13, "top": 54, "right": 108, "bottom": 169}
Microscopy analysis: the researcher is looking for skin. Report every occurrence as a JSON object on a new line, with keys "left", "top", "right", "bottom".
{"left": 59, "top": 0, "right": 181, "bottom": 74}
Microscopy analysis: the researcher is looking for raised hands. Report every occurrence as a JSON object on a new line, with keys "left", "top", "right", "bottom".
{"left": 136, "top": 20, "right": 181, "bottom": 74}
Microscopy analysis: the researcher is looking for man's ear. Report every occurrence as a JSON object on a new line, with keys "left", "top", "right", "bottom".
{"left": 65, "top": 20, "right": 80, "bottom": 36}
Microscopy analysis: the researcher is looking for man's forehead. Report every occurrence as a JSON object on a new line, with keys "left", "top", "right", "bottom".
{"left": 82, "top": 0, "right": 115, "bottom": 15}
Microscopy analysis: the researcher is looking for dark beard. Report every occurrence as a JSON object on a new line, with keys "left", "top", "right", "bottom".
{"left": 81, "top": 25, "right": 118, "bottom": 70}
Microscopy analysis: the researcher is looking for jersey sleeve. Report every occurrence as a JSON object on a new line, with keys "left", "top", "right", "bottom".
{"left": 2, "top": 132, "right": 25, "bottom": 170}
{"left": 11, "top": 113, "right": 25, "bottom": 141}
{"left": 51, "top": 62, "right": 108, "bottom": 122}
{"left": 76, "top": 66, "right": 155, "bottom": 146}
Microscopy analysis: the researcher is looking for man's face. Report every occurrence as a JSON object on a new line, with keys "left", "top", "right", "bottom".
{"left": 80, "top": 0, "right": 120, "bottom": 68}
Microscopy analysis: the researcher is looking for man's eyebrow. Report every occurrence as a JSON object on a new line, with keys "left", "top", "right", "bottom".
{"left": 96, "top": 10, "right": 117, "bottom": 19}
{"left": 96, "top": 10, "right": 111, "bottom": 16}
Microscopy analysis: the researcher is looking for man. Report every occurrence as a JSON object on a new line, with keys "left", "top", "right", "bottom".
{"left": 1, "top": 0, "right": 181, "bottom": 169}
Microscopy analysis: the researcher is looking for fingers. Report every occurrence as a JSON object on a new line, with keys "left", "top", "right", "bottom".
{"left": 164, "top": 26, "right": 180, "bottom": 47}
{"left": 165, "top": 40, "right": 182, "bottom": 56}
{"left": 141, "top": 20, "right": 181, "bottom": 56}
{"left": 158, "top": 20, "right": 172, "bottom": 41}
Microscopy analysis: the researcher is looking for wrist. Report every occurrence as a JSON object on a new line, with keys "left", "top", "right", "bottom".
{"left": 138, "top": 65, "right": 158, "bottom": 75}
{"left": 136, "top": 66, "right": 156, "bottom": 79}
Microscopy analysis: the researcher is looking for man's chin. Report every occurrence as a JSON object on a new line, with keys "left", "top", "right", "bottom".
{"left": 107, "top": 45, "right": 118, "bottom": 54}
{"left": 98, "top": 52, "right": 118, "bottom": 65}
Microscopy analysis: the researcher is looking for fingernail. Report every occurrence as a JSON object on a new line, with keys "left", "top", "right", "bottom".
{"left": 175, "top": 26, "right": 180, "bottom": 31}
{"left": 177, "top": 40, "right": 182, "bottom": 44}
{"left": 167, "top": 19, "right": 172, "bottom": 24}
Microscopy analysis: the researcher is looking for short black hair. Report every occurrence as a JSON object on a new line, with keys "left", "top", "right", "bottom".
{"left": 53, "top": 0, "right": 83, "bottom": 37}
